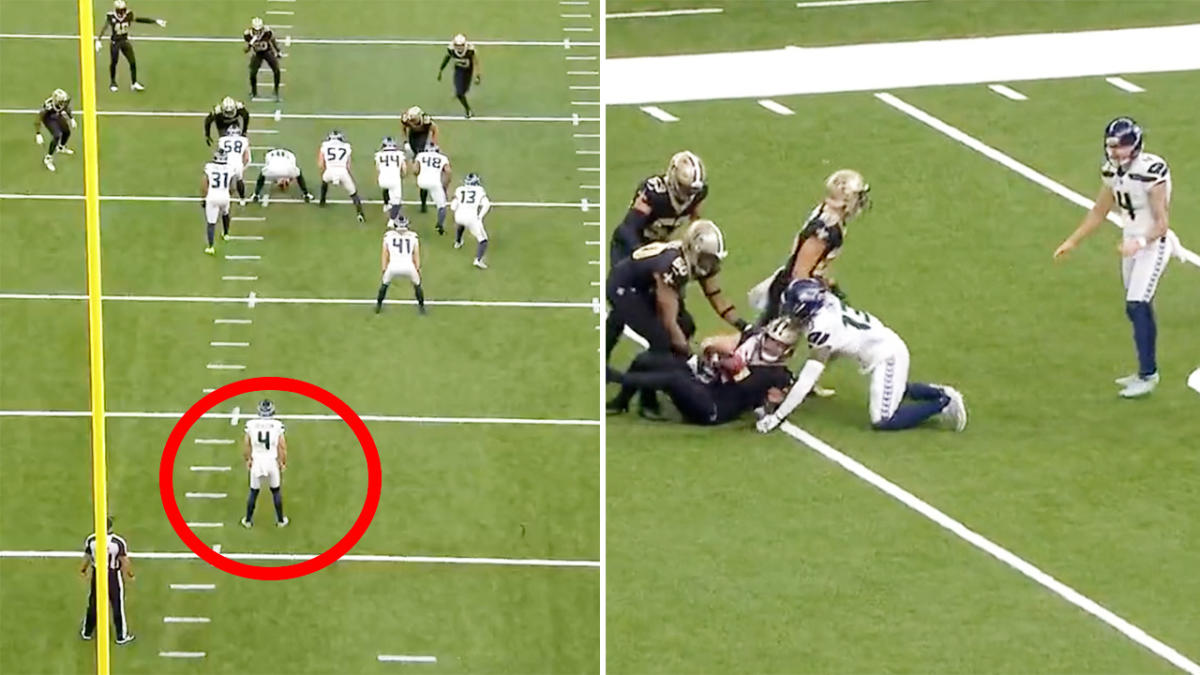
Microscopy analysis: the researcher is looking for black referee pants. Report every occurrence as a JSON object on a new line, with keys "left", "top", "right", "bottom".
{"left": 82, "top": 569, "right": 129, "bottom": 640}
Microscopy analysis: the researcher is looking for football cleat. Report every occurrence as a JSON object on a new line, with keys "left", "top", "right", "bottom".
{"left": 131, "top": 82, "right": 144, "bottom": 92}
{"left": 1114, "top": 373, "right": 1141, "bottom": 387}
{"left": 240, "top": 517, "right": 252, "bottom": 528}
{"left": 936, "top": 385, "right": 968, "bottom": 431}
{"left": 115, "top": 634, "right": 136, "bottom": 646}
{"left": 1119, "top": 372, "right": 1159, "bottom": 398}
{"left": 276, "top": 516, "right": 289, "bottom": 528}
{"left": 57, "top": 146, "right": 74, "bottom": 155}
{"left": 109, "top": 84, "right": 118, "bottom": 92}
{"left": 303, "top": 193, "right": 313, "bottom": 203}
{"left": 356, "top": 213, "right": 365, "bottom": 224}
{"left": 472, "top": 258, "right": 487, "bottom": 269}
{"left": 453, "top": 239, "right": 463, "bottom": 249}
{"left": 204, "top": 246, "right": 215, "bottom": 256}
{"left": 43, "top": 156, "right": 56, "bottom": 172}
{"left": 222, "top": 232, "right": 231, "bottom": 241}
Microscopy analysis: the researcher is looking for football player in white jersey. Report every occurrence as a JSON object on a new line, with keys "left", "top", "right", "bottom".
{"left": 240, "top": 399, "right": 289, "bottom": 528}
{"left": 317, "top": 130, "right": 366, "bottom": 223}
{"left": 375, "top": 136, "right": 407, "bottom": 218}
{"left": 252, "top": 147, "right": 313, "bottom": 206}
{"left": 375, "top": 215, "right": 426, "bottom": 315}
{"left": 756, "top": 279, "right": 967, "bottom": 433}
{"left": 201, "top": 148, "right": 234, "bottom": 255}
{"left": 1054, "top": 117, "right": 1175, "bottom": 398}
{"left": 414, "top": 143, "right": 452, "bottom": 232}
{"left": 449, "top": 173, "right": 491, "bottom": 269}
{"left": 216, "top": 124, "right": 251, "bottom": 206}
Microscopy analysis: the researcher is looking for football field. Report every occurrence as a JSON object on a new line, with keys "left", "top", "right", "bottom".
{"left": 606, "top": 2, "right": 1200, "bottom": 673}
{"left": 0, "top": 0, "right": 600, "bottom": 672}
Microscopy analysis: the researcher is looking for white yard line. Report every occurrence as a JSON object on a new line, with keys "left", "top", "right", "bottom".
{"left": 639, "top": 105, "right": 679, "bottom": 122}
{"left": 170, "top": 584, "right": 216, "bottom": 591}
{"left": 210, "top": 341, "right": 250, "bottom": 347}
{"left": 0, "top": 409, "right": 600, "bottom": 427}
{"left": 184, "top": 522, "right": 223, "bottom": 529}
{"left": 0, "top": 33, "right": 598, "bottom": 47}
{"left": 164, "top": 617, "right": 211, "bottom": 623}
{"left": 0, "top": 292, "right": 593, "bottom": 309}
{"left": 226, "top": 236, "right": 264, "bottom": 241}
{"left": 224, "top": 255, "right": 261, "bottom": 260}
{"left": 185, "top": 493, "right": 228, "bottom": 499}
{"left": 987, "top": 83, "right": 1028, "bottom": 100}
{"left": 160, "top": 652, "right": 206, "bottom": 658}
{"left": 776, "top": 422, "right": 1200, "bottom": 675}
{"left": 206, "top": 364, "right": 246, "bottom": 370}
{"left": 378, "top": 655, "right": 438, "bottom": 663}
{"left": 606, "top": 8, "right": 723, "bottom": 18}
{"left": 1, "top": 549, "right": 601, "bottom": 568}
{"left": 231, "top": 216, "right": 265, "bottom": 221}
{"left": 0, "top": 192, "right": 586, "bottom": 208}
{"left": 214, "top": 319, "right": 251, "bottom": 324}
{"left": 221, "top": 276, "right": 258, "bottom": 281}
{"left": 189, "top": 466, "right": 232, "bottom": 472}
{"left": 757, "top": 99, "right": 795, "bottom": 115}
{"left": 194, "top": 439, "right": 233, "bottom": 445}
{"left": 1105, "top": 76, "right": 1145, "bottom": 93}
{"left": 874, "top": 92, "right": 1199, "bottom": 266}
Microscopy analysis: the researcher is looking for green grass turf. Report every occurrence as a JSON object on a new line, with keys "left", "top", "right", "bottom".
{"left": 605, "top": 67, "right": 1199, "bottom": 675}
{"left": 1, "top": 0, "right": 599, "bottom": 672}
{"left": 606, "top": 0, "right": 1200, "bottom": 57}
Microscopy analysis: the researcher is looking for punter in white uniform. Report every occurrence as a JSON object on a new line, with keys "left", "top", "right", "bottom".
{"left": 1055, "top": 117, "right": 1179, "bottom": 398}
{"left": 375, "top": 136, "right": 407, "bottom": 218}
{"left": 449, "top": 172, "right": 491, "bottom": 269}
{"left": 414, "top": 143, "right": 451, "bottom": 233}
{"left": 240, "top": 399, "right": 289, "bottom": 528}
{"left": 216, "top": 124, "right": 250, "bottom": 206}
{"left": 253, "top": 147, "right": 313, "bottom": 206}
{"left": 756, "top": 279, "right": 967, "bottom": 434}
{"left": 375, "top": 215, "right": 426, "bottom": 315}
{"left": 201, "top": 148, "right": 233, "bottom": 255}
{"left": 317, "top": 129, "right": 366, "bottom": 223}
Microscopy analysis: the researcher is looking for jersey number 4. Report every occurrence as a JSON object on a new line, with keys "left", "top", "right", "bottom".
{"left": 257, "top": 430, "right": 271, "bottom": 448}
{"left": 1116, "top": 191, "right": 1136, "bottom": 219}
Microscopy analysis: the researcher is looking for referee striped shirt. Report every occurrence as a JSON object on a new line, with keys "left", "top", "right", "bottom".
{"left": 84, "top": 533, "right": 128, "bottom": 572}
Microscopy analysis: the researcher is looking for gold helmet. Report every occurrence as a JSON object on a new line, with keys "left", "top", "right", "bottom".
{"left": 758, "top": 317, "right": 801, "bottom": 363}
{"left": 403, "top": 106, "right": 425, "bottom": 124}
{"left": 250, "top": 17, "right": 264, "bottom": 31}
{"left": 825, "top": 169, "right": 870, "bottom": 219}
{"left": 52, "top": 88, "right": 69, "bottom": 105}
{"left": 665, "top": 151, "right": 706, "bottom": 206}
{"left": 114, "top": 0, "right": 127, "bottom": 14}
{"left": 451, "top": 33, "right": 468, "bottom": 56}
{"left": 220, "top": 96, "right": 237, "bottom": 115}
{"left": 682, "top": 219, "right": 727, "bottom": 278}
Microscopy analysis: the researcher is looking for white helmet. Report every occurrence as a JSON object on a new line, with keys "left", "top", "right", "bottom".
{"left": 665, "top": 151, "right": 706, "bottom": 206}
{"left": 825, "top": 169, "right": 870, "bottom": 219}
{"left": 757, "top": 318, "right": 801, "bottom": 364}
{"left": 451, "top": 33, "right": 468, "bottom": 56}
{"left": 682, "top": 219, "right": 727, "bottom": 278}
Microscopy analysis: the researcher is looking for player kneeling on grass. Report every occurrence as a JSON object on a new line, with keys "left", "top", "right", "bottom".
{"left": 414, "top": 143, "right": 452, "bottom": 231}
{"left": 376, "top": 215, "right": 426, "bottom": 315}
{"left": 201, "top": 149, "right": 234, "bottom": 255}
{"left": 450, "top": 173, "right": 491, "bottom": 269}
{"left": 216, "top": 124, "right": 251, "bottom": 206}
{"left": 756, "top": 279, "right": 967, "bottom": 434}
{"left": 253, "top": 147, "right": 313, "bottom": 205}
{"left": 35, "top": 89, "right": 76, "bottom": 172}
{"left": 375, "top": 136, "right": 407, "bottom": 218}
{"left": 241, "top": 399, "right": 289, "bottom": 528}
{"left": 318, "top": 130, "right": 366, "bottom": 223}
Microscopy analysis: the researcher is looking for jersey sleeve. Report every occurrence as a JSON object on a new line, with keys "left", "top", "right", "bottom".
{"left": 115, "top": 536, "right": 128, "bottom": 556}
{"left": 83, "top": 535, "right": 93, "bottom": 554}
{"left": 799, "top": 215, "right": 843, "bottom": 251}
{"left": 1137, "top": 156, "right": 1170, "bottom": 185}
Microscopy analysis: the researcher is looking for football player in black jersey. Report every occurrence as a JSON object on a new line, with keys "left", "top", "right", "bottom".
{"left": 608, "top": 318, "right": 798, "bottom": 424}
{"left": 204, "top": 97, "right": 251, "bottom": 146}
{"left": 244, "top": 17, "right": 283, "bottom": 101}
{"left": 437, "top": 34, "right": 481, "bottom": 118}
{"left": 401, "top": 106, "right": 441, "bottom": 209}
{"left": 610, "top": 150, "right": 708, "bottom": 266}
{"left": 34, "top": 89, "right": 76, "bottom": 172}
{"left": 94, "top": 0, "right": 166, "bottom": 92}
{"left": 753, "top": 169, "right": 870, "bottom": 326}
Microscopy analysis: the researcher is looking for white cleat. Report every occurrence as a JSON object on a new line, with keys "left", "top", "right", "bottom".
{"left": 109, "top": 84, "right": 118, "bottom": 92}
{"left": 453, "top": 240, "right": 464, "bottom": 249}
{"left": 261, "top": 194, "right": 270, "bottom": 207}
{"left": 1114, "top": 373, "right": 1141, "bottom": 387}
{"left": 43, "top": 156, "right": 56, "bottom": 172}
{"left": 381, "top": 203, "right": 390, "bottom": 214}
{"left": 1119, "top": 372, "right": 1159, "bottom": 398}
{"left": 57, "top": 146, "right": 74, "bottom": 155}
{"left": 812, "top": 385, "right": 837, "bottom": 398}
{"left": 239, "top": 198, "right": 246, "bottom": 208}
{"left": 938, "top": 385, "right": 968, "bottom": 431}
{"left": 276, "top": 516, "right": 289, "bottom": 528}
{"left": 131, "top": 82, "right": 145, "bottom": 91}
{"left": 472, "top": 258, "right": 488, "bottom": 270}
{"left": 240, "top": 517, "right": 252, "bottom": 528}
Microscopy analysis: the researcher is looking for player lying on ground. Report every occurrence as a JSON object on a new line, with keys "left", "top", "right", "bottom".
{"left": 95, "top": 0, "right": 165, "bottom": 92}
{"left": 607, "top": 318, "right": 798, "bottom": 424}
{"left": 252, "top": 147, "right": 313, "bottom": 204}
{"left": 756, "top": 279, "right": 966, "bottom": 433}
{"left": 1054, "top": 116, "right": 1178, "bottom": 399}
{"left": 241, "top": 399, "right": 289, "bottom": 528}
{"left": 376, "top": 215, "right": 426, "bottom": 315}
{"left": 318, "top": 130, "right": 367, "bottom": 223}
{"left": 437, "top": 34, "right": 480, "bottom": 117}
{"left": 34, "top": 89, "right": 75, "bottom": 172}
{"left": 450, "top": 173, "right": 491, "bottom": 269}
{"left": 244, "top": 17, "right": 283, "bottom": 101}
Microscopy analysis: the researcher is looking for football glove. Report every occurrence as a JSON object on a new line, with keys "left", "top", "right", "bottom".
{"left": 436, "top": 71, "right": 442, "bottom": 81}
{"left": 155, "top": 19, "right": 167, "bottom": 27}
{"left": 205, "top": 136, "right": 213, "bottom": 146}
{"left": 756, "top": 413, "right": 781, "bottom": 434}
{"left": 69, "top": 117, "right": 77, "bottom": 129}
{"left": 94, "top": 38, "right": 102, "bottom": 52}
{"left": 35, "top": 133, "right": 44, "bottom": 145}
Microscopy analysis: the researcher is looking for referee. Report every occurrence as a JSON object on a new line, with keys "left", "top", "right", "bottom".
{"left": 79, "top": 517, "right": 136, "bottom": 645}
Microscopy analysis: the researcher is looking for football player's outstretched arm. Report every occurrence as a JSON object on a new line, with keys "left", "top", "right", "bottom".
{"left": 203, "top": 114, "right": 214, "bottom": 145}
{"left": 278, "top": 435, "right": 287, "bottom": 471}
{"left": 238, "top": 107, "right": 250, "bottom": 132}
{"left": 441, "top": 163, "right": 452, "bottom": 189}
{"left": 429, "top": 122, "right": 440, "bottom": 144}
{"left": 413, "top": 240, "right": 421, "bottom": 274}
{"left": 654, "top": 276, "right": 690, "bottom": 355}
{"left": 1055, "top": 185, "right": 1114, "bottom": 259}
{"left": 437, "top": 52, "right": 451, "bottom": 77}
{"left": 613, "top": 204, "right": 651, "bottom": 256}
{"left": 758, "top": 352, "right": 831, "bottom": 433}
{"left": 699, "top": 274, "right": 748, "bottom": 330}
{"left": 200, "top": 171, "right": 209, "bottom": 206}
{"left": 380, "top": 240, "right": 388, "bottom": 275}
{"left": 790, "top": 235, "right": 827, "bottom": 279}
{"left": 474, "top": 50, "right": 482, "bottom": 83}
